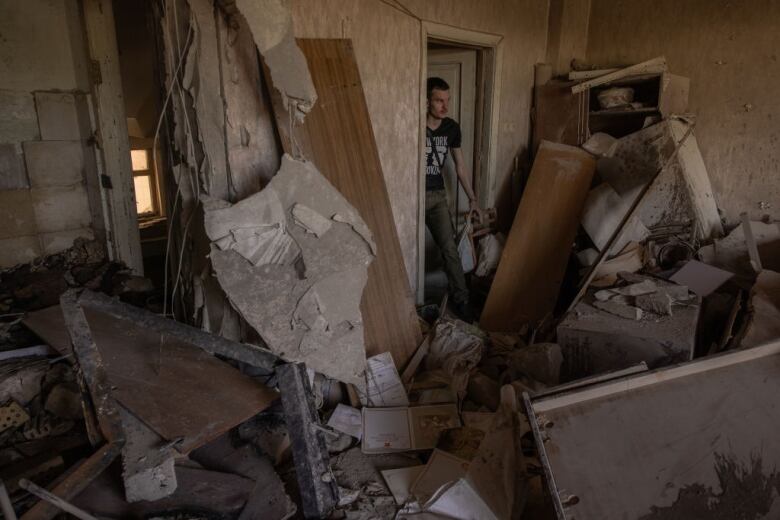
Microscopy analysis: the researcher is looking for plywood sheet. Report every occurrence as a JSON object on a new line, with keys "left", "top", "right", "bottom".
{"left": 264, "top": 38, "right": 421, "bottom": 366}
{"left": 531, "top": 341, "right": 780, "bottom": 519}
{"left": 480, "top": 141, "right": 595, "bottom": 330}
{"left": 24, "top": 305, "right": 277, "bottom": 453}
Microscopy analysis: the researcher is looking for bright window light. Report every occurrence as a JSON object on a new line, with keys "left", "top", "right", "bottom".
{"left": 134, "top": 175, "right": 154, "bottom": 214}
{"left": 131, "top": 149, "right": 149, "bottom": 171}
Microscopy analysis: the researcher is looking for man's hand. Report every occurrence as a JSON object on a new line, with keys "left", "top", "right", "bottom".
{"left": 469, "top": 199, "right": 486, "bottom": 225}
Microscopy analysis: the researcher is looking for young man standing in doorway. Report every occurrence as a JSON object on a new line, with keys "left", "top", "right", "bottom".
{"left": 425, "top": 76, "right": 482, "bottom": 322}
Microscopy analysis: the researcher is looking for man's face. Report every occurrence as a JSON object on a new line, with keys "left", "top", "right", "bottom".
{"left": 428, "top": 88, "right": 450, "bottom": 119}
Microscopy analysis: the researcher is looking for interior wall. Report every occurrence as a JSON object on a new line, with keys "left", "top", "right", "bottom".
{"left": 290, "top": 0, "right": 550, "bottom": 289}
{"left": 586, "top": 0, "right": 780, "bottom": 227}
{"left": 546, "top": 0, "right": 590, "bottom": 76}
{"left": 0, "top": 0, "right": 102, "bottom": 268}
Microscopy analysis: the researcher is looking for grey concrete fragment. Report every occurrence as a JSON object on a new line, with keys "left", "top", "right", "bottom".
{"left": 594, "top": 289, "right": 617, "bottom": 301}
{"left": 235, "top": 0, "right": 317, "bottom": 119}
{"left": 659, "top": 284, "right": 691, "bottom": 302}
{"left": 594, "top": 300, "right": 644, "bottom": 320}
{"left": 119, "top": 407, "right": 177, "bottom": 503}
{"left": 206, "top": 155, "right": 374, "bottom": 386}
{"left": 636, "top": 292, "right": 674, "bottom": 316}
{"left": 614, "top": 280, "right": 657, "bottom": 296}
{"left": 292, "top": 203, "right": 332, "bottom": 237}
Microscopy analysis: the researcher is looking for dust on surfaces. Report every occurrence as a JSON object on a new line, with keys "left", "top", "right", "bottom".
{"left": 639, "top": 451, "right": 780, "bottom": 520}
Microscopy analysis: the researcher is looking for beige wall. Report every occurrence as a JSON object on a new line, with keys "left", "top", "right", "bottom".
{"left": 290, "top": 0, "right": 550, "bottom": 288}
{"left": 586, "top": 0, "right": 780, "bottom": 227}
{"left": 0, "top": 0, "right": 101, "bottom": 268}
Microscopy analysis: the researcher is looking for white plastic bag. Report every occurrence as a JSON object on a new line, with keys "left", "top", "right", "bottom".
{"left": 458, "top": 219, "right": 476, "bottom": 274}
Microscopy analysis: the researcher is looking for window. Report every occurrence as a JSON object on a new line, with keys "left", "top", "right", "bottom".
{"left": 130, "top": 148, "right": 158, "bottom": 216}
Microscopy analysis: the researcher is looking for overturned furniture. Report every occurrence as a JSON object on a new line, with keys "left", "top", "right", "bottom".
{"left": 525, "top": 339, "right": 780, "bottom": 519}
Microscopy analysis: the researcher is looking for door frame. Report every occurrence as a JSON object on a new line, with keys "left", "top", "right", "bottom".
{"left": 417, "top": 22, "right": 503, "bottom": 303}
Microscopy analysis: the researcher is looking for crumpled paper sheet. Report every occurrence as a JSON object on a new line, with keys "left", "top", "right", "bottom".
{"left": 425, "top": 319, "right": 485, "bottom": 400}
{"left": 204, "top": 154, "right": 374, "bottom": 386}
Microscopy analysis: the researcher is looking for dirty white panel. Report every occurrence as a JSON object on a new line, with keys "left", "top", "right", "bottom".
{"left": 531, "top": 341, "right": 780, "bottom": 519}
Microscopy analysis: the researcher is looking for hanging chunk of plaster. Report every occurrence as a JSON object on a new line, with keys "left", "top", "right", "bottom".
{"left": 205, "top": 154, "right": 374, "bottom": 386}
{"left": 234, "top": 0, "right": 317, "bottom": 120}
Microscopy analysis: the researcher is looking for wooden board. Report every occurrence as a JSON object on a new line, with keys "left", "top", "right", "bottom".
{"left": 24, "top": 305, "right": 277, "bottom": 454}
{"left": 479, "top": 141, "right": 595, "bottom": 331}
{"left": 264, "top": 39, "right": 421, "bottom": 366}
{"left": 529, "top": 339, "right": 780, "bottom": 519}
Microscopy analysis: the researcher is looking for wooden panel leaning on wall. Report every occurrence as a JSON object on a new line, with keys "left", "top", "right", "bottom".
{"left": 263, "top": 39, "right": 422, "bottom": 368}
{"left": 480, "top": 141, "right": 596, "bottom": 332}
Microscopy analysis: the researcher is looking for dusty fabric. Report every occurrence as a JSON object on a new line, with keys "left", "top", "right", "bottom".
{"left": 425, "top": 318, "right": 485, "bottom": 399}
{"left": 204, "top": 154, "right": 374, "bottom": 385}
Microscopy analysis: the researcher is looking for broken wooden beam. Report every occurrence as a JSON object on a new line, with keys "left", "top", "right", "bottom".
{"left": 18, "top": 480, "right": 98, "bottom": 520}
{"left": 571, "top": 56, "right": 667, "bottom": 94}
{"left": 77, "top": 289, "right": 278, "bottom": 370}
{"left": 276, "top": 362, "right": 338, "bottom": 519}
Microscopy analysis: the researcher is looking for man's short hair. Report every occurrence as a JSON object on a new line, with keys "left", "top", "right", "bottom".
{"left": 427, "top": 77, "right": 450, "bottom": 100}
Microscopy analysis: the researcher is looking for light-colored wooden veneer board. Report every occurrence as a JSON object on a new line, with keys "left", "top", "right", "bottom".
{"left": 263, "top": 38, "right": 421, "bottom": 367}
{"left": 480, "top": 141, "right": 595, "bottom": 331}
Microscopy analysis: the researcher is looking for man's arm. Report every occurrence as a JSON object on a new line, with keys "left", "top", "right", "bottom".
{"left": 451, "top": 147, "right": 484, "bottom": 220}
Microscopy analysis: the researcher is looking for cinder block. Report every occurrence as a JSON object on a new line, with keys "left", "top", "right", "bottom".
{"left": 34, "top": 92, "right": 91, "bottom": 140}
{"left": 40, "top": 227, "right": 94, "bottom": 255}
{"left": 0, "top": 189, "right": 38, "bottom": 239}
{"left": 0, "top": 235, "right": 42, "bottom": 268}
{"left": 0, "top": 90, "right": 39, "bottom": 145}
{"left": 31, "top": 184, "right": 92, "bottom": 233}
{"left": 0, "top": 143, "right": 28, "bottom": 189}
{"left": 23, "top": 140, "right": 84, "bottom": 188}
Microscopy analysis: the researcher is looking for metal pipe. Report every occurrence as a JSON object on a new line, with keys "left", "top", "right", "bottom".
{"left": 18, "top": 480, "right": 98, "bottom": 520}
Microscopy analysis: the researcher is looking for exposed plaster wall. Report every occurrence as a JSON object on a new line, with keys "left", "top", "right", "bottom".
{"left": 586, "top": 0, "right": 780, "bottom": 227}
{"left": 0, "top": 0, "right": 101, "bottom": 268}
{"left": 290, "top": 0, "right": 550, "bottom": 288}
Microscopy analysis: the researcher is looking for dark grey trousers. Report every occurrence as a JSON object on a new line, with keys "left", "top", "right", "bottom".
{"left": 425, "top": 189, "right": 468, "bottom": 304}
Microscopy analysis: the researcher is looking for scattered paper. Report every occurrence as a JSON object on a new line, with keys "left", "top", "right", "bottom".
{"left": 381, "top": 466, "right": 425, "bottom": 505}
{"left": 411, "top": 449, "right": 470, "bottom": 504}
{"left": 327, "top": 403, "right": 363, "bottom": 439}
{"left": 670, "top": 260, "right": 734, "bottom": 297}
{"left": 362, "top": 404, "right": 460, "bottom": 454}
{"left": 361, "top": 352, "right": 409, "bottom": 407}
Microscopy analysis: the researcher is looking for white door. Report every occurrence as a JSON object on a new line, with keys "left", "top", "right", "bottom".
{"left": 427, "top": 48, "right": 477, "bottom": 226}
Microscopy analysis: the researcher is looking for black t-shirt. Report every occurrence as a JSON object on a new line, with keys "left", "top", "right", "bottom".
{"left": 425, "top": 117, "right": 461, "bottom": 191}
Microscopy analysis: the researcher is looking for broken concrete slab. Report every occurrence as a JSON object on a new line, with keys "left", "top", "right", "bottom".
{"left": 235, "top": 0, "right": 317, "bottom": 120}
{"left": 614, "top": 279, "right": 658, "bottom": 296}
{"left": 205, "top": 154, "right": 374, "bottom": 386}
{"left": 119, "top": 406, "right": 177, "bottom": 503}
{"left": 636, "top": 292, "right": 673, "bottom": 316}
{"left": 594, "top": 300, "right": 644, "bottom": 320}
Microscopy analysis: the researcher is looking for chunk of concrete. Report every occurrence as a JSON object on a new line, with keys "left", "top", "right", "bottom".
{"left": 119, "top": 406, "right": 177, "bottom": 503}
{"left": 614, "top": 280, "right": 657, "bottom": 296}
{"left": 636, "top": 292, "right": 673, "bottom": 316}
{"left": 594, "top": 300, "right": 644, "bottom": 320}
{"left": 659, "top": 284, "right": 690, "bottom": 302}
{"left": 23, "top": 140, "right": 85, "bottom": 187}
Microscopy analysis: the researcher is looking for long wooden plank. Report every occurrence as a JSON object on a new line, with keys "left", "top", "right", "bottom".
{"left": 264, "top": 39, "right": 421, "bottom": 366}
{"left": 479, "top": 141, "right": 595, "bottom": 331}
{"left": 571, "top": 56, "right": 667, "bottom": 94}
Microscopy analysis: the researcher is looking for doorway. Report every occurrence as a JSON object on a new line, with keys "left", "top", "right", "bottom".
{"left": 113, "top": 0, "right": 169, "bottom": 289}
{"left": 418, "top": 25, "right": 503, "bottom": 305}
